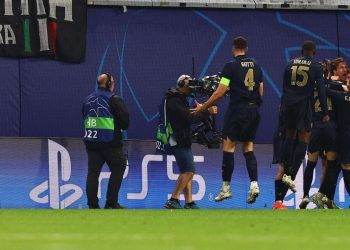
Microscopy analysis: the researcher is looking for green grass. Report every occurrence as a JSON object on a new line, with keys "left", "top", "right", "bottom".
{"left": 0, "top": 210, "right": 350, "bottom": 250}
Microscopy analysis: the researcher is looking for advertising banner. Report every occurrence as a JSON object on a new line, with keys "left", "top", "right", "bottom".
{"left": 0, "top": 138, "right": 348, "bottom": 209}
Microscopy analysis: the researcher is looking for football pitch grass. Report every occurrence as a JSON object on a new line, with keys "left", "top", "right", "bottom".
{"left": 1, "top": 209, "right": 350, "bottom": 250}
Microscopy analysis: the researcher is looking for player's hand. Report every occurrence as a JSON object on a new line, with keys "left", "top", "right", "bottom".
{"left": 342, "top": 85, "right": 349, "bottom": 92}
{"left": 190, "top": 100, "right": 204, "bottom": 114}
{"left": 208, "top": 106, "right": 218, "bottom": 114}
{"left": 322, "top": 115, "right": 330, "bottom": 123}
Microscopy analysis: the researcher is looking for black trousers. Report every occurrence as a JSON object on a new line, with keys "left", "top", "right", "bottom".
{"left": 86, "top": 147, "right": 126, "bottom": 207}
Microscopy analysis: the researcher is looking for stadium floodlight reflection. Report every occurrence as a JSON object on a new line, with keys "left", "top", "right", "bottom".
{"left": 87, "top": 0, "right": 349, "bottom": 10}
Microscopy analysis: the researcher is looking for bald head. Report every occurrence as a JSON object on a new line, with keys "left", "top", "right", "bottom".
{"left": 98, "top": 72, "right": 114, "bottom": 92}
{"left": 98, "top": 73, "right": 109, "bottom": 86}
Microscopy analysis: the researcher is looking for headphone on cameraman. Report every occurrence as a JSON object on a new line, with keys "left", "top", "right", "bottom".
{"left": 104, "top": 72, "right": 112, "bottom": 90}
{"left": 177, "top": 75, "right": 191, "bottom": 88}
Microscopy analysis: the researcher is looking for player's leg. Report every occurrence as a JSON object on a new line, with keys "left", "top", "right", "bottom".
{"left": 303, "top": 152, "right": 318, "bottom": 197}
{"left": 272, "top": 163, "right": 288, "bottom": 210}
{"left": 242, "top": 141, "right": 259, "bottom": 204}
{"left": 299, "top": 151, "right": 318, "bottom": 209}
{"left": 319, "top": 124, "right": 340, "bottom": 208}
{"left": 320, "top": 153, "right": 327, "bottom": 185}
{"left": 281, "top": 126, "right": 298, "bottom": 189}
{"left": 273, "top": 105, "right": 286, "bottom": 165}
{"left": 280, "top": 101, "right": 300, "bottom": 175}
{"left": 282, "top": 129, "right": 310, "bottom": 194}
{"left": 281, "top": 128, "right": 297, "bottom": 177}
{"left": 299, "top": 126, "right": 321, "bottom": 209}
{"left": 272, "top": 107, "right": 288, "bottom": 209}
{"left": 215, "top": 108, "right": 238, "bottom": 202}
{"left": 313, "top": 152, "right": 338, "bottom": 209}
{"left": 283, "top": 101, "right": 311, "bottom": 192}
{"left": 240, "top": 105, "right": 260, "bottom": 204}
{"left": 293, "top": 130, "right": 310, "bottom": 177}
{"left": 321, "top": 152, "right": 341, "bottom": 208}
{"left": 303, "top": 127, "right": 322, "bottom": 199}
{"left": 215, "top": 137, "right": 235, "bottom": 202}
{"left": 339, "top": 129, "right": 350, "bottom": 197}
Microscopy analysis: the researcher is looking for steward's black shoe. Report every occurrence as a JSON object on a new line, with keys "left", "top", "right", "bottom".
{"left": 104, "top": 203, "right": 126, "bottom": 209}
{"left": 88, "top": 205, "right": 100, "bottom": 209}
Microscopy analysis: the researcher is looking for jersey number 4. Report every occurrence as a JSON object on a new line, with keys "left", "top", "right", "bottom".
{"left": 244, "top": 68, "right": 255, "bottom": 91}
{"left": 291, "top": 66, "right": 310, "bottom": 87}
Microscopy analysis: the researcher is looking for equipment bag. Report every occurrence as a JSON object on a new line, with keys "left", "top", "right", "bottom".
{"left": 156, "top": 97, "right": 175, "bottom": 154}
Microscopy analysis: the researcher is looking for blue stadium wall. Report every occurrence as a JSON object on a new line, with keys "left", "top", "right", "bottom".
{"left": 0, "top": 138, "right": 349, "bottom": 209}
{"left": 1, "top": 7, "right": 350, "bottom": 142}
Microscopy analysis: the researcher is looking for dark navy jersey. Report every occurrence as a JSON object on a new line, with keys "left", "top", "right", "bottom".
{"left": 282, "top": 56, "right": 327, "bottom": 110}
{"left": 312, "top": 79, "right": 343, "bottom": 124}
{"left": 327, "top": 88, "right": 350, "bottom": 130}
{"left": 220, "top": 55, "right": 263, "bottom": 105}
{"left": 311, "top": 88, "right": 334, "bottom": 124}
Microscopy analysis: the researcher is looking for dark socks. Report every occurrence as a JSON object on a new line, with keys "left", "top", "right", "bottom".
{"left": 291, "top": 141, "right": 307, "bottom": 180}
{"left": 303, "top": 160, "right": 317, "bottom": 197}
{"left": 326, "top": 161, "right": 341, "bottom": 200}
{"left": 222, "top": 152, "right": 234, "bottom": 182}
{"left": 272, "top": 131, "right": 284, "bottom": 164}
{"left": 275, "top": 180, "right": 288, "bottom": 201}
{"left": 319, "top": 161, "right": 340, "bottom": 200}
{"left": 244, "top": 151, "right": 258, "bottom": 182}
{"left": 282, "top": 139, "right": 294, "bottom": 175}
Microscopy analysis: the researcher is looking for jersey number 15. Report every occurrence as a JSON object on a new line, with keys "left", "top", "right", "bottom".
{"left": 290, "top": 66, "right": 310, "bottom": 87}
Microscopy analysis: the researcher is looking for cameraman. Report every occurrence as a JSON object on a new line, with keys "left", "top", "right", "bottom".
{"left": 164, "top": 75, "right": 217, "bottom": 209}
{"left": 192, "top": 36, "right": 263, "bottom": 204}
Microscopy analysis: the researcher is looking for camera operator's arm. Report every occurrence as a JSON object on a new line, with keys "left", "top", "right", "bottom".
{"left": 191, "top": 83, "right": 227, "bottom": 114}
{"left": 168, "top": 97, "right": 211, "bottom": 126}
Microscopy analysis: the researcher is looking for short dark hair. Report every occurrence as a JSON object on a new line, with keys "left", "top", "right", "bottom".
{"left": 233, "top": 36, "right": 248, "bottom": 50}
{"left": 302, "top": 40, "right": 316, "bottom": 52}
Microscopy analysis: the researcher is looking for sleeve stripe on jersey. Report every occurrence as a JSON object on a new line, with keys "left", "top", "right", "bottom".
{"left": 220, "top": 77, "right": 230, "bottom": 86}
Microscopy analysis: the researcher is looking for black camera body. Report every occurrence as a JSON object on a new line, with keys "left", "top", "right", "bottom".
{"left": 192, "top": 116, "right": 222, "bottom": 149}
{"left": 189, "top": 74, "right": 222, "bottom": 149}
{"left": 188, "top": 74, "right": 221, "bottom": 96}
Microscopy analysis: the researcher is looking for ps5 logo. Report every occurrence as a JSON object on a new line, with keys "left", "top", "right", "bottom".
{"left": 29, "top": 140, "right": 83, "bottom": 209}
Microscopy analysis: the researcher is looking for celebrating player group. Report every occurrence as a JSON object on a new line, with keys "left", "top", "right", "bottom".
{"left": 194, "top": 38, "right": 350, "bottom": 209}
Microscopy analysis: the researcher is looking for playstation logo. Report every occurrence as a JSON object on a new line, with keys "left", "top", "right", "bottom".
{"left": 29, "top": 140, "right": 83, "bottom": 209}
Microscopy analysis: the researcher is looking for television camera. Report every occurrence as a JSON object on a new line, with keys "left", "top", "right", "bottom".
{"left": 188, "top": 74, "right": 223, "bottom": 148}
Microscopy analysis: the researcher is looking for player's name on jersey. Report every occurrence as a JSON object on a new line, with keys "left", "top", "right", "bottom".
{"left": 241, "top": 62, "right": 254, "bottom": 67}
{"left": 293, "top": 59, "right": 311, "bottom": 65}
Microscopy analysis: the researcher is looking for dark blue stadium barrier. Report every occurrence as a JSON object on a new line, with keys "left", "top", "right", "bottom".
{"left": 0, "top": 138, "right": 348, "bottom": 209}
{"left": 0, "top": 8, "right": 349, "bottom": 143}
